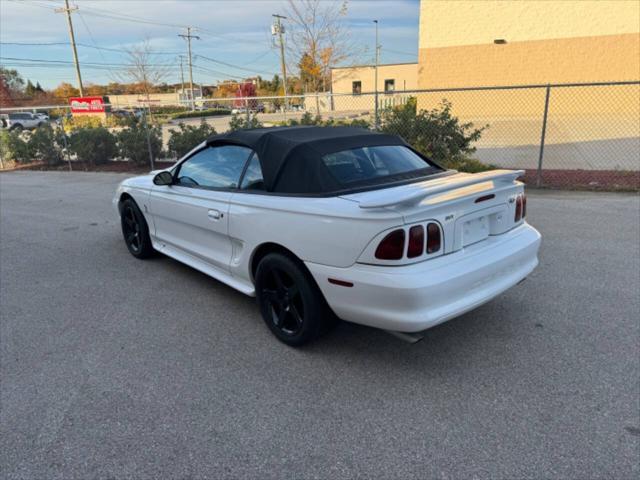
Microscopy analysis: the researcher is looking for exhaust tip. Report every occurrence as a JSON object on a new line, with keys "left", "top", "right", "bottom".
{"left": 384, "top": 330, "right": 425, "bottom": 344}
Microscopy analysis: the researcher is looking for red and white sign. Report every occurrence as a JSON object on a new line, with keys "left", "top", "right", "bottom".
{"left": 69, "top": 96, "right": 106, "bottom": 114}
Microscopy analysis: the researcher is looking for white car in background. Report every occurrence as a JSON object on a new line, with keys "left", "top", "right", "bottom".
{"left": 114, "top": 126, "right": 541, "bottom": 346}
{"left": 1, "top": 112, "right": 44, "bottom": 131}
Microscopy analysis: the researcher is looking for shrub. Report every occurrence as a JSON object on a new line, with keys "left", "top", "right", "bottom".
{"left": 0, "top": 129, "right": 31, "bottom": 164}
{"left": 63, "top": 115, "right": 121, "bottom": 132}
{"left": 228, "top": 112, "right": 262, "bottom": 131}
{"left": 380, "top": 98, "right": 490, "bottom": 172}
{"left": 117, "top": 123, "right": 162, "bottom": 166}
{"left": 167, "top": 121, "right": 216, "bottom": 159}
{"left": 318, "top": 117, "right": 370, "bottom": 128}
{"left": 69, "top": 127, "right": 116, "bottom": 165}
{"left": 277, "top": 112, "right": 370, "bottom": 129}
{"left": 27, "top": 124, "right": 64, "bottom": 166}
{"left": 172, "top": 108, "right": 231, "bottom": 120}
{"left": 151, "top": 105, "right": 189, "bottom": 115}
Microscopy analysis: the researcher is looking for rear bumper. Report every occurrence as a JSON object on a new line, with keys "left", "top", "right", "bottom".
{"left": 305, "top": 223, "right": 541, "bottom": 332}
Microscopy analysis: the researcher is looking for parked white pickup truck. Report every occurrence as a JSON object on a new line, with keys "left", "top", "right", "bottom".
{"left": 0, "top": 112, "right": 45, "bottom": 131}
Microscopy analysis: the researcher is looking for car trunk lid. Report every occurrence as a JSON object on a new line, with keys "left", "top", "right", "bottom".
{"left": 339, "top": 169, "right": 524, "bottom": 254}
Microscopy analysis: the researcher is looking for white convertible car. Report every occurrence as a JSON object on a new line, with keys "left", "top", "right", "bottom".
{"left": 114, "top": 127, "right": 540, "bottom": 345}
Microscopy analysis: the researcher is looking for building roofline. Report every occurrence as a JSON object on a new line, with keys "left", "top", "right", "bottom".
{"left": 330, "top": 62, "right": 418, "bottom": 71}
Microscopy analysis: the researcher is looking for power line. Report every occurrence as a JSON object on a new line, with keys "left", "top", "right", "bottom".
{"left": 192, "top": 64, "right": 245, "bottom": 81}
{"left": 1, "top": 56, "right": 178, "bottom": 68}
{"left": 195, "top": 54, "right": 276, "bottom": 77}
{"left": 0, "top": 41, "right": 183, "bottom": 55}
{"left": 383, "top": 48, "right": 418, "bottom": 57}
{"left": 77, "top": 11, "right": 107, "bottom": 64}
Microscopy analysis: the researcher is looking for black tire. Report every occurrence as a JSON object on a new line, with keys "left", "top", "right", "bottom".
{"left": 255, "top": 253, "right": 333, "bottom": 346}
{"left": 120, "top": 198, "right": 154, "bottom": 259}
{"left": 10, "top": 124, "right": 23, "bottom": 132}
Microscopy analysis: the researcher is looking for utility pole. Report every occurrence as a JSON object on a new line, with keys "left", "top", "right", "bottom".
{"left": 179, "top": 55, "right": 186, "bottom": 105}
{"left": 373, "top": 19, "right": 379, "bottom": 130}
{"left": 178, "top": 27, "right": 200, "bottom": 111}
{"left": 55, "top": 0, "right": 84, "bottom": 96}
{"left": 272, "top": 14, "right": 288, "bottom": 117}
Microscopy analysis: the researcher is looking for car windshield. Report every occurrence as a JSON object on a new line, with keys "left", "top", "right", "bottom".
{"left": 321, "top": 145, "right": 434, "bottom": 185}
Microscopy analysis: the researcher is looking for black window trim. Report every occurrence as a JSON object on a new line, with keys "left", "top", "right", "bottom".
{"left": 236, "top": 151, "right": 262, "bottom": 192}
{"left": 171, "top": 144, "right": 255, "bottom": 193}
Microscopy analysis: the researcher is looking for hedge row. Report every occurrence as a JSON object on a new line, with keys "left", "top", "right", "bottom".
{"left": 0, "top": 117, "right": 227, "bottom": 168}
{"left": 171, "top": 108, "right": 231, "bottom": 120}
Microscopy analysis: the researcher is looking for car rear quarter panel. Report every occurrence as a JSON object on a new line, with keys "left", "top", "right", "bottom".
{"left": 227, "top": 193, "right": 403, "bottom": 280}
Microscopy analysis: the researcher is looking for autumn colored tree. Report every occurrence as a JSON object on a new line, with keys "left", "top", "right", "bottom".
{"left": 0, "top": 68, "right": 24, "bottom": 107}
{"left": 285, "top": 0, "right": 355, "bottom": 100}
{"left": 85, "top": 83, "right": 107, "bottom": 96}
{"left": 52, "top": 82, "right": 80, "bottom": 101}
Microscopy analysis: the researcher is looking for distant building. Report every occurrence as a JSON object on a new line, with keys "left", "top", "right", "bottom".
{"left": 330, "top": 63, "right": 417, "bottom": 111}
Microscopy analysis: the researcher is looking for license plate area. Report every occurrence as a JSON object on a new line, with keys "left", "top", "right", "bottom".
{"left": 462, "top": 215, "right": 489, "bottom": 247}
{"left": 453, "top": 204, "right": 507, "bottom": 251}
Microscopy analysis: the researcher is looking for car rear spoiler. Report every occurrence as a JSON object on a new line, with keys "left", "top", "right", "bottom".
{"left": 357, "top": 169, "right": 525, "bottom": 209}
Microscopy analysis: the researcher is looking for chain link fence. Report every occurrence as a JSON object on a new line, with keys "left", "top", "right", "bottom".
{"left": 2, "top": 81, "right": 638, "bottom": 189}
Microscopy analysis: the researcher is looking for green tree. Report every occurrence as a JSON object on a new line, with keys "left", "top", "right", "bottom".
{"left": 69, "top": 127, "right": 116, "bottom": 166}
{"left": 25, "top": 80, "right": 37, "bottom": 97}
{"left": 228, "top": 113, "right": 263, "bottom": 131}
{"left": 117, "top": 122, "right": 163, "bottom": 166}
{"left": 167, "top": 121, "right": 216, "bottom": 159}
{"left": 28, "top": 124, "right": 64, "bottom": 166}
{"left": 0, "top": 67, "right": 25, "bottom": 93}
{"left": 0, "top": 129, "right": 30, "bottom": 164}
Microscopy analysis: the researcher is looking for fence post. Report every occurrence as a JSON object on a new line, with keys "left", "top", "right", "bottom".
{"left": 536, "top": 84, "right": 551, "bottom": 187}
{"left": 58, "top": 120, "right": 72, "bottom": 172}
{"left": 142, "top": 107, "right": 155, "bottom": 171}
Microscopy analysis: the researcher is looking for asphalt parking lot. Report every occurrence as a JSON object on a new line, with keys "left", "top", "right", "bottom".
{"left": 1, "top": 171, "right": 638, "bottom": 479}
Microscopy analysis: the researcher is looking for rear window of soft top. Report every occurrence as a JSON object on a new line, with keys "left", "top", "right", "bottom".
{"left": 322, "top": 145, "right": 434, "bottom": 185}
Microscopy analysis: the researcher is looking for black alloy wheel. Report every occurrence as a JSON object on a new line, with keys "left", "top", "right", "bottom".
{"left": 255, "top": 253, "right": 336, "bottom": 346}
{"left": 262, "top": 266, "right": 305, "bottom": 336}
{"left": 120, "top": 198, "right": 153, "bottom": 259}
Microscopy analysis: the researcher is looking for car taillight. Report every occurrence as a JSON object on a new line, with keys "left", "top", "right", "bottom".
{"left": 515, "top": 195, "right": 523, "bottom": 222}
{"left": 522, "top": 193, "right": 527, "bottom": 218}
{"left": 407, "top": 225, "right": 424, "bottom": 258}
{"left": 375, "top": 229, "right": 405, "bottom": 260}
{"left": 426, "top": 223, "right": 441, "bottom": 254}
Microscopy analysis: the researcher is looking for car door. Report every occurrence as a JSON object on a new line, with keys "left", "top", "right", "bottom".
{"left": 148, "top": 144, "right": 253, "bottom": 272}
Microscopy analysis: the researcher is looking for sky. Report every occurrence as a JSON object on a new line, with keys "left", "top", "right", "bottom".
{"left": 0, "top": 0, "right": 420, "bottom": 89}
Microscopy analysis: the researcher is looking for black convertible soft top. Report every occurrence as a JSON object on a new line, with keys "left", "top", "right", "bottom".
{"left": 205, "top": 126, "right": 439, "bottom": 194}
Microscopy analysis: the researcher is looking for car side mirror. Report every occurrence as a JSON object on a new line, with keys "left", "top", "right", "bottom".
{"left": 153, "top": 171, "right": 174, "bottom": 186}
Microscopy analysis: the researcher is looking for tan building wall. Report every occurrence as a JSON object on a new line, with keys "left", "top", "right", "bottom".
{"left": 416, "top": 0, "right": 640, "bottom": 171}
{"left": 107, "top": 92, "right": 182, "bottom": 108}
{"left": 330, "top": 63, "right": 418, "bottom": 111}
